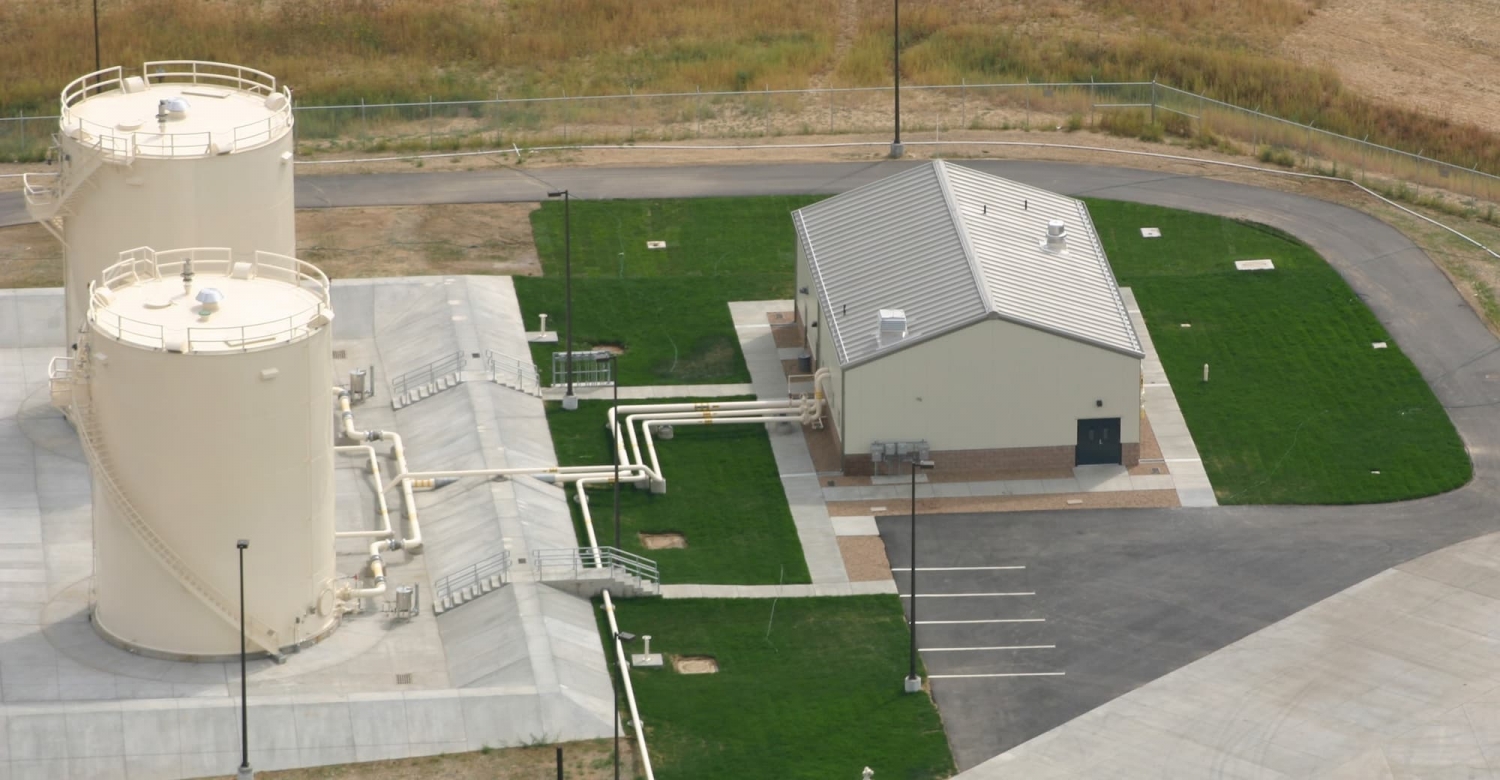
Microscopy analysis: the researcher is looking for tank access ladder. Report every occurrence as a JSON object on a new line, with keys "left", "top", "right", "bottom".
{"left": 60, "top": 357, "right": 284, "bottom": 659}
{"left": 23, "top": 135, "right": 119, "bottom": 245}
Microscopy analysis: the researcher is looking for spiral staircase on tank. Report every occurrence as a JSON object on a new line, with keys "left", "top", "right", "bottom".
{"left": 48, "top": 352, "right": 284, "bottom": 659}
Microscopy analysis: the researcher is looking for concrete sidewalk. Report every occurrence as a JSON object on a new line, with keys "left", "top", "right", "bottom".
{"left": 729, "top": 300, "right": 850, "bottom": 585}
{"left": 1122, "top": 288, "right": 1217, "bottom": 508}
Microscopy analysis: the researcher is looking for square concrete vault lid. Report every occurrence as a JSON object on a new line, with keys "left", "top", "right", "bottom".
{"left": 1140, "top": 227, "right": 1161, "bottom": 238}
{"left": 1235, "top": 259, "right": 1276, "bottom": 271}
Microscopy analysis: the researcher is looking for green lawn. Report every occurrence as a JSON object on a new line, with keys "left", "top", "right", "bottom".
{"left": 547, "top": 399, "right": 810, "bottom": 585}
{"left": 515, "top": 196, "right": 820, "bottom": 386}
{"left": 602, "top": 597, "right": 954, "bottom": 780}
{"left": 1089, "top": 199, "right": 1471, "bottom": 504}
{"left": 522, "top": 194, "right": 1469, "bottom": 505}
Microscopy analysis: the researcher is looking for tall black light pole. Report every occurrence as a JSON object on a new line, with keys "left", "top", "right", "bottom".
{"left": 547, "top": 190, "right": 578, "bottom": 410}
{"left": 611, "top": 355, "right": 621, "bottom": 551}
{"left": 92, "top": 0, "right": 101, "bottom": 72}
{"left": 891, "top": 0, "right": 903, "bottom": 158}
{"left": 236, "top": 539, "right": 254, "bottom": 779}
{"left": 613, "top": 629, "right": 636, "bottom": 780}
{"left": 905, "top": 459, "right": 934, "bottom": 693}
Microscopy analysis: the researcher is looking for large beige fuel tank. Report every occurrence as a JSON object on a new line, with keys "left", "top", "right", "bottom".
{"left": 78, "top": 247, "right": 335, "bottom": 659}
{"left": 24, "top": 61, "right": 296, "bottom": 347}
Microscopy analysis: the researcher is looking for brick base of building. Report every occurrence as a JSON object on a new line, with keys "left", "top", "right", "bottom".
{"left": 841, "top": 441, "right": 1141, "bottom": 476}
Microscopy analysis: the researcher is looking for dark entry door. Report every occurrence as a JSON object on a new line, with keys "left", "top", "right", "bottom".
{"left": 1076, "top": 418, "right": 1122, "bottom": 466}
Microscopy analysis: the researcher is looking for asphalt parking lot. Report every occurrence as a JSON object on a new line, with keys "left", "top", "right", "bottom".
{"left": 880, "top": 502, "right": 1500, "bottom": 770}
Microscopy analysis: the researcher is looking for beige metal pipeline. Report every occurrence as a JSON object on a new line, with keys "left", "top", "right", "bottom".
{"left": 641, "top": 414, "right": 803, "bottom": 492}
{"left": 602, "top": 589, "right": 656, "bottom": 780}
{"left": 333, "top": 388, "right": 424, "bottom": 552}
{"left": 333, "top": 445, "right": 392, "bottom": 539}
{"left": 340, "top": 539, "right": 390, "bottom": 600}
{"left": 622, "top": 406, "right": 804, "bottom": 490}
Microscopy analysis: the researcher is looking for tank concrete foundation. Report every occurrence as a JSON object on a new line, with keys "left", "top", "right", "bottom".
{"left": 0, "top": 279, "right": 611, "bottom": 778}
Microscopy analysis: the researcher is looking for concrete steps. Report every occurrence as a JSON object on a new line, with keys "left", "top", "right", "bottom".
{"left": 432, "top": 574, "right": 506, "bottom": 615}
{"left": 391, "top": 371, "right": 464, "bottom": 410}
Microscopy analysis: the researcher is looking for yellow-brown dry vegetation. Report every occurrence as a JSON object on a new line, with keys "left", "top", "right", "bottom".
{"left": 0, "top": 0, "right": 1496, "bottom": 171}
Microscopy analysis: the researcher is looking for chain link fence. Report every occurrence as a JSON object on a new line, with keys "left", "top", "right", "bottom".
{"left": 5, "top": 81, "right": 1498, "bottom": 204}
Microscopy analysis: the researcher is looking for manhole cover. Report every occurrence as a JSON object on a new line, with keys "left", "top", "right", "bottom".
{"left": 640, "top": 532, "right": 686, "bottom": 550}
{"left": 673, "top": 655, "right": 718, "bottom": 674}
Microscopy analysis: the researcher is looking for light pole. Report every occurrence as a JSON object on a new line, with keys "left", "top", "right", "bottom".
{"left": 547, "top": 190, "right": 578, "bottom": 410}
{"left": 613, "top": 629, "right": 636, "bottom": 780}
{"left": 92, "top": 0, "right": 100, "bottom": 72}
{"left": 891, "top": 0, "right": 903, "bottom": 158}
{"left": 905, "top": 459, "right": 935, "bottom": 693}
{"left": 236, "top": 539, "right": 254, "bottom": 779}
{"left": 610, "top": 355, "right": 621, "bottom": 551}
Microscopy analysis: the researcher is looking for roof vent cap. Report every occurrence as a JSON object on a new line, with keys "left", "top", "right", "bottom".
{"left": 196, "top": 287, "right": 224, "bottom": 314}
{"left": 877, "top": 308, "right": 908, "bottom": 346}
{"left": 1042, "top": 219, "right": 1068, "bottom": 253}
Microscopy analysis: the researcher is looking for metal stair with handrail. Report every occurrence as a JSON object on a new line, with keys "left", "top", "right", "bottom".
{"left": 24, "top": 135, "right": 116, "bottom": 244}
{"left": 62, "top": 359, "right": 284, "bottom": 658}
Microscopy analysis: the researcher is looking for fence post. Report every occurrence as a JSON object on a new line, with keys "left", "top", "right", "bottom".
{"left": 360, "top": 98, "right": 367, "bottom": 139}
{"left": 1089, "top": 77, "right": 1095, "bottom": 129}
{"left": 961, "top": 79, "right": 967, "bottom": 129}
{"left": 1150, "top": 80, "right": 1157, "bottom": 126}
{"left": 828, "top": 89, "right": 834, "bottom": 133}
{"left": 764, "top": 84, "right": 771, "bottom": 137}
{"left": 696, "top": 86, "right": 702, "bottom": 137}
{"left": 629, "top": 87, "right": 635, "bottom": 141}
{"left": 562, "top": 87, "right": 569, "bottom": 144}
{"left": 1025, "top": 77, "right": 1031, "bottom": 129}
{"left": 428, "top": 95, "right": 434, "bottom": 149}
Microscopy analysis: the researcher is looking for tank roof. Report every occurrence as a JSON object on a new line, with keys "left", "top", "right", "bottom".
{"left": 60, "top": 61, "right": 292, "bottom": 159}
{"left": 90, "top": 247, "right": 331, "bottom": 354}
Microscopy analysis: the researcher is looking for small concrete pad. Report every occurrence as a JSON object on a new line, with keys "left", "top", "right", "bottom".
{"left": 831, "top": 516, "right": 879, "bottom": 536}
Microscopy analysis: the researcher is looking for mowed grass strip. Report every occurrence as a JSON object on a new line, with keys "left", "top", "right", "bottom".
{"left": 1089, "top": 199, "right": 1470, "bottom": 504}
{"left": 603, "top": 596, "right": 954, "bottom": 780}
{"left": 515, "top": 196, "right": 819, "bottom": 386}
{"left": 547, "top": 399, "right": 810, "bottom": 585}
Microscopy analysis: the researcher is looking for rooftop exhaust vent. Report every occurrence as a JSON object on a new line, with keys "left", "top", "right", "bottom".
{"left": 196, "top": 287, "right": 224, "bottom": 314}
{"left": 1041, "top": 219, "right": 1068, "bottom": 253}
{"left": 877, "top": 308, "right": 908, "bottom": 347}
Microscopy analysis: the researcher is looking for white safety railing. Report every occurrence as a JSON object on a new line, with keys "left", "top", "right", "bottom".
{"left": 484, "top": 348, "right": 542, "bottom": 396}
{"left": 433, "top": 550, "right": 512, "bottom": 604}
{"left": 531, "top": 546, "right": 660, "bottom": 594}
{"left": 55, "top": 60, "right": 292, "bottom": 160}
{"left": 89, "top": 247, "right": 331, "bottom": 353}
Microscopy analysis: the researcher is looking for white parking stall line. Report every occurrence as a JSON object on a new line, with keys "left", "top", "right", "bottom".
{"left": 930, "top": 672, "right": 1067, "bottom": 680}
{"left": 916, "top": 618, "right": 1045, "bottom": 625}
{"left": 918, "top": 645, "right": 1062, "bottom": 651}
{"left": 923, "top": 645, "right": 1056, "bottom": 652}
{"left": 891, "top": 566, "right": 1026, "bottom": 572}
{"left": 899, "top": 592, "right": 1035, "bottom": 598}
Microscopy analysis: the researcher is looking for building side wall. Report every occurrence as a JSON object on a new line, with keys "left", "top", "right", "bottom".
{"left": 88, "top": 321, "right": 335, "bottom": 657}
{"left": 795, "top": 241, "right": 845, "bottom": 446}
{"left": 842, "top": 318, "right": 1141, "bottom": 458}
{"left": 59, "top": 132, "right": 296, "bottom": 344}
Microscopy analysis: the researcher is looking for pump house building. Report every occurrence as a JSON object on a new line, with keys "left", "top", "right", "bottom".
{"left": 792, "top": 160, "right": 1144, "bottom": 474}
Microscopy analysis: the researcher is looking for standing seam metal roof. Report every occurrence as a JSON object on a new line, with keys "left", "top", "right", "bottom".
{"left": 794, "top": 161, "right": 1143, "bottom": 367}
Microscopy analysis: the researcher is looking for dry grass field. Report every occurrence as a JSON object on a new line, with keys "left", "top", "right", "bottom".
{"left": 1, "top": 0, "right": 1496, "bottom": 170}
